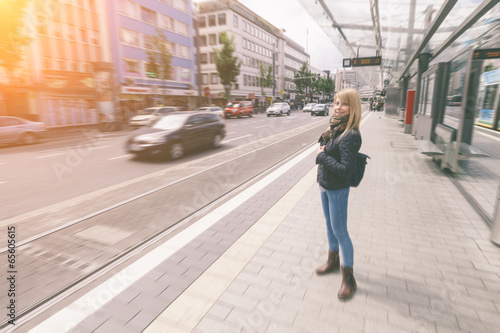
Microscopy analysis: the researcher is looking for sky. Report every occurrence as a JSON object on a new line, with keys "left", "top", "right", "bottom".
{"left": 195, "top": 0, "right": 343, "bottom": 71}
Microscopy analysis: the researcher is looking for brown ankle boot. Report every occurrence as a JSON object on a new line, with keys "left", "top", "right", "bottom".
{"left": 338, "top": 266, "right": 357, "bottom": 300}
{"left": 315, "top": 250, "right": 340, "bottom": 275}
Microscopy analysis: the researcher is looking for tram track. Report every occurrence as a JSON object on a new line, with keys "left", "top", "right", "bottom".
{"left": 0, "top": 119, "right": 328, "bottom": 330}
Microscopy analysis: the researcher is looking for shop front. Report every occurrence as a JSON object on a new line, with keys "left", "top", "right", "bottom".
{"left": 37, "top": 70, "right": 97, "bottom": 127}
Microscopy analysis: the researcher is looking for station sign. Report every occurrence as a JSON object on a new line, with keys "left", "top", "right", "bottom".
{"left": 352, "top": 56, "right": 381, "bottom": 67}
{"left": 342, "top": 58, "right": 352, "bottom": 68}
{"left": 473, "top": 48, "right": 500, "bottom": 60}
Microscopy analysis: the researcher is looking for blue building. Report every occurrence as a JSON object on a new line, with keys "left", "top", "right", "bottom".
{"left": 107, "top": 0, "right": 197, "bottom": 114}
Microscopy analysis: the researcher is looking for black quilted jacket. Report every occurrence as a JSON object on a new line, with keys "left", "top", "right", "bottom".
{"left": 316, "top": 129, "right": 362, "bottom": 190}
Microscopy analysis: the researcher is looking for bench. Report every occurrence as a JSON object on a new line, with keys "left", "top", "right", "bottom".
{"left": 414, "top": 123, "right": 488, "bottom": 169}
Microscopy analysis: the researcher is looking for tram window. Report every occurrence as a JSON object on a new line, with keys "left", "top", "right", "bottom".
{"left": 483, "top": 84, "right": 498, "bottom": 109}
{"left": 418, "top": 77, "right": 427, "bottom": 114}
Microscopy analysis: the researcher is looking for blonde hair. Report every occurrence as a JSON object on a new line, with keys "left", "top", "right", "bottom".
{"left": 335, "top": 88, "right": 362, "bottom": 138}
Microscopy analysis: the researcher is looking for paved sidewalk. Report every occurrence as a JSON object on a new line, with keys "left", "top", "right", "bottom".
{"left": 190, "top": 114, "right": 500, "bottom": 332}
{"left": 27, "top": 113, "right": 500, "bottom": 333}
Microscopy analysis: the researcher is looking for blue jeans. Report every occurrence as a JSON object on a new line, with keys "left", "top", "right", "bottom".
{"left": 320, "top": 187, "right": 354, "bottom": 268}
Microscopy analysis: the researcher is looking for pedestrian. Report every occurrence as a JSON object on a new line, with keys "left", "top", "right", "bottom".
{"left": 315, "top": 88, "right": 362, "bottom": 300}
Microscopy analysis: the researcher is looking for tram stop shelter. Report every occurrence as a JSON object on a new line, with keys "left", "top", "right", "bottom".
{"left": 298, "top": 0, "right": 499, "bottom": 172}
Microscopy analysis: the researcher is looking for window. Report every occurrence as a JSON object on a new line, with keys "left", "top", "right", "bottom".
{"left": 201, "top": 53, "right": 208, "bottom": 64}
{"left": 175, "top": 21, "right": 188, "bottom": 36}
{"left": 88, "top": 0, "right": 95, "bottom": 11}
{"left": 179, "top": 45, "right": 190, "bottom": 59}
{"left": 199, "top": 35, "right": 207, "bottom": 47}
{"left": 124, "top": 58, "right": 141, "bottom": 74}
{"left": 234, "top": 15, "right": 238, "bottom": 27}
{"left": 202, "top": 73, "right": 208, "bottom": 85}
{"left": 167, "top": 41, "right": 176, "bottom": 56}
{"left": 91, "top": 31, "right": 99, "bottom": 45}
{"left": 199, "top": 16, "right": 206, "bottom": 28}
{"left": 38, "top": 17, "right": 48, "bottom": 35}
{"left": 208, "top": 15, "right": 216, "bottom": 27}
{"left": 67, "top": 24, "right": 75, "bottom": 41}
{"left": 42, "top": 58, "right": 52, "bottom": 70}
{"left": 141, "top": 7, "right": 157, "bottom": 25}
{"left": 57, "top": 59, "right": 66, "bottom": 71}
{"left": 211, "top": 73, "right": 218, "bottom": 84}
{"left": 143, "top": 35, "right": 153, "bottom": 49}
{"left": 218, "top": 13, "right": 226, "bottom": 25}
{"left": 120, "top": 29, "right": 140, "bottom": 47}
{"left": 162, "top": 15, "right": 174, "bottom": 31}
{"left": 209, "top": 34, "right": 216, "bottom": 45}
{"left": 71, "top": 61, "right": 79, "bottom": 72}
{"left": 180, "top": 68, "right": 190, "bottom": 82}
{"left": 80, "top": 29, "right": 88, "bottom": 43}
{"left": 210, "top": 53, "right": 215, "bottom": 63}
{"left": 53, "top": 22, "right": 62, "bottom": 38}
{"left": 120, "top": 0, "right": 137, "bottom": 19}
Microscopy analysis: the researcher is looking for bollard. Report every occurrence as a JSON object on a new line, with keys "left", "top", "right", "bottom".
{"left": 491, "top": 185, "right": 500, "bottom": 247}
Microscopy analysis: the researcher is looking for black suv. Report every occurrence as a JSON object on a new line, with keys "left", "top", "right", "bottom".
{"left": 126, "top": 112, "right": 226, "bottom": 159}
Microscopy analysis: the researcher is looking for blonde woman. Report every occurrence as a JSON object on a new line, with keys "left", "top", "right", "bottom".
{"left": 315, "top": 88, "right": 362, "bottom": 300}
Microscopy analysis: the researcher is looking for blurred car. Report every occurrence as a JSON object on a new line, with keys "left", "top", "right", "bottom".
{"left": 266, "top": 103, "right": 291, "bottom": 117}
{"left": 0, "top": 116, "right": 46, "bottom": 145}
{"left": 129, "top": 106, "right": 180, "bottom": 128}
{"left": 224, "top": 101, "right": 254, "bottom": 118}
{"left": 311, "top": 104, "right": 329, "bottom": 116}
{"left": 126, "top": 111, "right": 226, "bottom": 159}
{"left": 195, "top": 106, "right": 224, "bottom": 119}
{"left": 302, "top": 103, "right": 316, "bottom": 112}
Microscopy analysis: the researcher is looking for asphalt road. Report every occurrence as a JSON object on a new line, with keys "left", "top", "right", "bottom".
{"left": 0, "top": 112, "right": 329, "bottom": 220}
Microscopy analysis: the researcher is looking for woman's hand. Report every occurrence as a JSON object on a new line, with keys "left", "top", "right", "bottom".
{"left": 318, "top": 144, "right": 325, "bottom": 154}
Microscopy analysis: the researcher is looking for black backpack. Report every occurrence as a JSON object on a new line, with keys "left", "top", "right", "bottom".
{"left": 351, "top": 152, "right": 370, "bottom": 187}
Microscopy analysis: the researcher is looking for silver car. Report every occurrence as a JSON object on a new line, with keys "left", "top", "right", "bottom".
{"left": 266, "top": 103, "right": 291, "bottom": 117}
{"left": 195, "top": 106, "right": 224, "bottom": 119}
{"left": 302, "top": 103, "right": 316, "bottom": 112}
{"left": 0, "top": 116, "right": 46, "bottom": 145}
{"left": 129, "top": 106, "right": 180, "bottom": 128}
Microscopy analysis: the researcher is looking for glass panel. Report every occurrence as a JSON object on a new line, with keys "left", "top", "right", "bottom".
{"left": 444, "top": 52, "right": 468, "bottom": 129}
{"left": 425, "top": 73, "right": 435, "bottom": 117}
{"left": 476, "top": 59, "right": 500, "bottom": 129}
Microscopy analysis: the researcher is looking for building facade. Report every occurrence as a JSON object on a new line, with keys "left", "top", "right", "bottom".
{"left": 23, "top": 0, "right": 105, "bottom": 127}
{"left": 196, "top": 0, "right": 310, "bottom": 110}
{"left": 112, "top": 0, "right": 197, "bottom": 114}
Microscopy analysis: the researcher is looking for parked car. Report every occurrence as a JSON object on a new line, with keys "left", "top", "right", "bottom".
{"left": 302, "top": 103, "right": 316, "bottom": 112}
{"left": 224, "top": 101, "right": 254, "bottom": 118}
{"left": 129, "top": 106, "right": 180, "bottom": 128}
{"left": 126, "top": 111, "right": 226, "bottom": 159}
{"left": 0, "top": 116, "right": 46, "bottom": 145}
{"left": 311, "top": 104, "right": 329, "bottom": 116}
{"left": 266, "top": 103, "right": 291, "bottom": 117}
{"left": 195, "top": 106, "right": 224, "bottom": 119}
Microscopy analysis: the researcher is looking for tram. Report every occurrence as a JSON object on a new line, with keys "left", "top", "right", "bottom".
{"left": 476, "top": 68, "right": 500, "bottom": 130}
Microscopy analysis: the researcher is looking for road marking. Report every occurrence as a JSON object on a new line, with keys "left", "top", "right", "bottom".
{"left": 36, "top": 152, "right": 65, "bottom": 159}
{"left": 221, "top": 134, "right": 253, "bottom": 144}
{"left": 89, "top": 145, "right": 111, "bottom": 150}
{"left": 108, "top": 154, "right": 132, "bottom": 160}
{"left": 0, "top": 181, "right": 6, "bottom": 184}
{"left": 255, "top": 124, "right": 270, "bottom": 129}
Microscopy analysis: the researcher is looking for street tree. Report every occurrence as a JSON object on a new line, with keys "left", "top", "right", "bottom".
{"left": 259, "top": 62, "right": 272, "bottom": 98}
{"left": 145, "top": 29, "right": 173, "bottom": 104}
{"left": 0, "top": 0, "right": 31, "bottom": 83}
{"left": 213, "top": 31, "right": 241, "bottom": 103}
